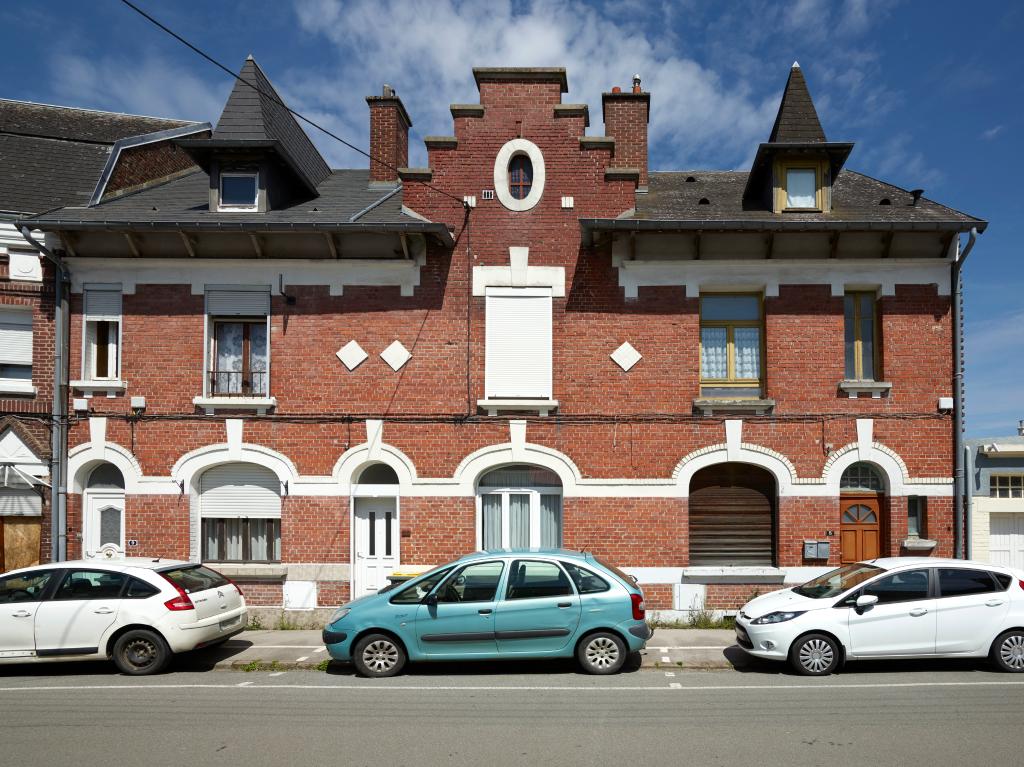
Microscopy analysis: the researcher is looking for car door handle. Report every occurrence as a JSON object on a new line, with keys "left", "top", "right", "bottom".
{"left": 93, "top": 608, "right": 114, "bottom": 615}
{"left": 986, "top": 599, "right": 1005, "bottom": 607}
{"left": 12, "top": 610, "right": 32, "bottom": 618}
{"left": 478, "top": 609, "right": 493, "bottom": 615}
{"left": 909, "top": 608, "right": 929, "bottom": 617}
{"left": 557, "top": 602, "right": 572, "bottom": 608}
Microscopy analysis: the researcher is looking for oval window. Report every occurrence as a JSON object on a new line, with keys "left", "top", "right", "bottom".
{"left": 508, "top": 155, "right": 533, "bottom": 200}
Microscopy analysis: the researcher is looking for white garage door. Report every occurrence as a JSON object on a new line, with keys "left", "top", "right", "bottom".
{"left": 989, "top": 514, "right": 1024, "bottom": 570}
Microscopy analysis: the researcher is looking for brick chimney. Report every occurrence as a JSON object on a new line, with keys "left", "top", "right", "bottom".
{"left": 366, "top": 84, "right": 412, "bottom": 183}
{"left": 602, "top": 74, "right": 651, "bottom": 188}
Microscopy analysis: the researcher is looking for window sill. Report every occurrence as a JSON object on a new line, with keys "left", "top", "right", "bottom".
{"left": 901, "top": 537, "right": 938, "bottom": 552}
{"left": 205, "top": 562, "right": 287, "bottom": 581}
{"left": 838, "top": 380, "right": 892, "bottom": 399}
{"left": 0, "top": 382, "right": 37, "bottom": 396}
{"left": 193, "top": 395, "right": 277, "bottom": 414}
{"left": 477, "top": 398, "right": 558, "bottom": 417}
{"left": 693, "top": 398, "right": 775, "bottom": 416}
{"left": 71, "top": 380, "right": 126, "bottom": 397}
{"left": 682, "top": 566, "right": 786, "bottom": 584}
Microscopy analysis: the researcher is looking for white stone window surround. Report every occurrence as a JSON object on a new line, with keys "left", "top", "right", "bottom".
{"left": 494, "top": 138, "right": 546, "bottom": 212}
{"left": 218, "top": 171, "right": 259, "bottom": 212}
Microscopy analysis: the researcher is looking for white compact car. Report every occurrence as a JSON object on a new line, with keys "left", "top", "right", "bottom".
{"left": 0, "top": 559, "right": 246, "bottom": 675}
{"left": 736, "top": 557, "right": 1024, "bottom": 675}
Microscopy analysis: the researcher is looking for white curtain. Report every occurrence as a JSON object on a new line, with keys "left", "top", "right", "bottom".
{"left": 734, "top": 327, "right": 761, "bottom": 379}
{"left": 482, "top": 495, "right": 502, "bottom": 549}
{"left": 215, "top": 323, "right": 243, "bottom": 393}
{"left": 509, "top": 494, "right": 530, "bottom": 548}
{"left": 540, "top": 495, "right": 562, "bottom": 547}
{"left": 701, "top": 327, "right": 728, "bottom": 378}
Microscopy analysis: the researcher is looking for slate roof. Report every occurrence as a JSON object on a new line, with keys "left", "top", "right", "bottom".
{"left": 768, "top": 64, "right": 826, "bottom": 143}
{"left": 582, "top": 170, "right": 986, "bottom": 232}
{"left": 0, "top": 99, "right": 197, "bottom": 215}
{"left": 20, "top": 168, "right": 452, "bottom": 241}
{"left": 183, "top": 56, "right": 331, "bottom": 191}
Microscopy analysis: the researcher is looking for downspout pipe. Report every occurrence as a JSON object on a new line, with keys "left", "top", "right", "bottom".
{"left": 952, "top": 226, "right": 979, "bottom": 559}
{"left": 19, "top": 226, "right": 69, "bottom": 563}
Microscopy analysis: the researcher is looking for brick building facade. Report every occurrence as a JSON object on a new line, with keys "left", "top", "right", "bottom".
{"left": 21, "top": 61, "right": 985, "bottom": 615}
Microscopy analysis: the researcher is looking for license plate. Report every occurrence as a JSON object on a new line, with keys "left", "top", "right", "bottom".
{"left": 219, "top": 615, "right": 239, "bottom": 630}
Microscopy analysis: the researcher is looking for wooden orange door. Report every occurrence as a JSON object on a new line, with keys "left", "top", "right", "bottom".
{"left": 840, "top": 497, "right": 880, "bottom": 563}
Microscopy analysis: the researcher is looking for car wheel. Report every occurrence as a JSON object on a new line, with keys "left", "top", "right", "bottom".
{"left": 789, "top": 633, "right": 841, "bottom": 676}
{"left": 577, "top": 632, "right": 627, "bottom": 675}
{"left": 353, "top": 634, "right": 406, "bottom": 678}
{"left": 991, "top": 630, "right": 1024, "bottom": 672}
{"left": 112, "top": 629, "right": 171, "bottom": 676}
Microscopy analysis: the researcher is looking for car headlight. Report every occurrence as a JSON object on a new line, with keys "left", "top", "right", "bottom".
{"left": 751, "top": 610, "right": 805, "bottom": 625}
{"left": 329, "top": 607, "right": 350, "bottom": 624}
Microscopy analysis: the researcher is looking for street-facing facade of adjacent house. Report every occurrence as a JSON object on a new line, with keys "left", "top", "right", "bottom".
{"left": 967, "top": 426, "right": 1024, "bottom": 569}
{"left": 17, "top": 59, "right": 986, "bottom": 616}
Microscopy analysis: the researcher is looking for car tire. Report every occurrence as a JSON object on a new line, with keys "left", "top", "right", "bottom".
{"left": 577, "top": 632, "right": 627, "bottom": 675}
{"left": 112, "top": 629, "right": 171, "bottom": 676}
{"left": 789, "top": 633, "right": 841, "bottom": 676}
{"left": 990, "top": 630, "right": 1024, "bottom": 673}
{"left": 353, "top": 633, "right": 406, "bottom": 678}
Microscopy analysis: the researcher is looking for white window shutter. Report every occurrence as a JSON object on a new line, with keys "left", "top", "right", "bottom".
{"left": 485, "top": 288, "right": 552, "bottom": 399}
{"left": 0, "top": 309, "right": 32, "bottom": 365}
{"left": 206, "top": 287, "right": 271, "bottom": 316}
{"left": 83, "top": 286, "right": 122, "bottom": 320}
{"left": 199, "top": 463, "right": 281, "bottom": 519}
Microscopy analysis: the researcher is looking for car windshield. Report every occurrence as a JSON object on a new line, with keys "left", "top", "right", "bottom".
{"left": 791, "top": 563, "right": 884, "bottom": 599}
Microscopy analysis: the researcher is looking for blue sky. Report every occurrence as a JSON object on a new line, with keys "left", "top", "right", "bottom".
{"left": 1, "top": 0, "right": 1020, "bottom": 436}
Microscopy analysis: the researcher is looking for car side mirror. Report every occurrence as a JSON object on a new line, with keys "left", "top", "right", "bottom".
{"left": 855, "top": 594, "right": 879, "bottom": 613}
{"left": 422, "top": 593, "right": 438, "bottom": 606}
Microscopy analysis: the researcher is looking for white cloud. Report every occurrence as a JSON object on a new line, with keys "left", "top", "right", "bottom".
{"left": 981, "top": 125, "right": 1004, "bottom": 140}
{"left": 856, "top": 133, "right": 943, "bottom": 190}
{"left": 49, "top": 52, "right": 227, "bottom": 123}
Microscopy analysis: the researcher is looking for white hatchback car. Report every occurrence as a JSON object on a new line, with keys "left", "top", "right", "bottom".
{"left": 736, "top": 557, "right": 1024, "bottom": 675}
{"left": 0, "top": 559, "right": 246, "bottom": 675}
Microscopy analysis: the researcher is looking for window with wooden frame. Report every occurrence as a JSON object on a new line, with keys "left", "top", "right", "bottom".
{"left": 774, "top": 160, "right": 827, "bottom": 212}
{"left": 844, "top": 291, "right": 880, "bottom": 381}
{"left": 699, "top": 294, "right": 764, "bottom": 398}
{"left": 991, "top": 475, "right": 1024, "bottom": 499}
{"left": 508, "top": 155, "right": 533, "bottom": 200}
{"left": 83, "top": 286, "right": 122, "bottom": 381}
{"left": 210, "top": 319, "right": 268, "bottom": 397}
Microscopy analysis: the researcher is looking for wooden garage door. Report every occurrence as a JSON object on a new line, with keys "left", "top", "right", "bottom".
{"left": 689, "top": 464, "right": 775, "bottom": 566}
{"left": 989, "top": 513, "right": 1024, "bottom": 570}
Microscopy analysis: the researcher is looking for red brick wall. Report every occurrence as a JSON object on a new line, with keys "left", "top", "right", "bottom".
{"left": 103, "top": 133, "right": 208, "bottom": 200}
{"left": 602, "top": 93, "right": 649, "bottom": 186}
{"left": 367, "top": 99, "right": 409, "bottom": 182}
{"left": 706, "top": 584, "right": 771, "bottom": 610}
{"left": 563, "top": 497, "right": 686, "bottom": 567}
{"left": 640, "top": 583, "right": 672, "bottom": 610}
{"left": 282, "top": 497, "right": 347, "bottom": 563}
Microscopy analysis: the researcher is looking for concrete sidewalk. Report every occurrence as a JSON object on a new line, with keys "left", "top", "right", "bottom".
{"left": 185, "top": 628, "right": 739, "bottom": 671}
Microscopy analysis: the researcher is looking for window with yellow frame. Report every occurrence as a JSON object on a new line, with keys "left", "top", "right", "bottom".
{"left": 774, "top": 160, "right": 828, "bottom": 212}
{"left": 699, "top": 294, "right": 764, "bottom": 398}
{"left": 844, "top": 291, "right": 880, "bottom": 381}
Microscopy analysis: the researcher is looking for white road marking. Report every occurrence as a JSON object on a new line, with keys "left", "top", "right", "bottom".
{"left": 649, "top": 646, "right": 730, "bottom": 651}
{"left": 664, "top": 672, "right": 676, "bottom": 678}
{"left": 296, "top": 656, "right": 309, "bottom": 662}
{"left": 661, "top": 656, "right": 671, "bottom": 663}
{"left": 314, "top": 648, "right": 326, "bottom": 654}
{"left": 268, "top": 672, "right": 286, "bottom": 678}
{"left": 669, "top": 683, "right": 682, "bottom": 689}
{"left": 223, "top": 645, "right": 321, "bottom": 649}
{"left": 4, "top": 680, "right": 1024, "bottom": 693}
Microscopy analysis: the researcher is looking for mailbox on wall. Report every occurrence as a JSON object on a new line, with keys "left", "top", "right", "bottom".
{"left": 803, "top": 540, "right": 830, "bottom": 560}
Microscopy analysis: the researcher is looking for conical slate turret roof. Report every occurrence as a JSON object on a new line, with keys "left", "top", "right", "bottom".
{"left": 767, "top": 62, "right": 826, "bottom": 143}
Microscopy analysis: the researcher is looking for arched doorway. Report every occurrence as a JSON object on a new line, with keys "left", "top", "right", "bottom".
{"left": 839, "top": 462, "right": 884, "bottom": 563}
{"left": 477, "top": 465, "right": 562, "bottom": 550}
{"left": 689, "top": 463, "right": 776, "bottom": 566}
{"left": 351, "top": 463, "right": 400, "bottom": 597}
{"left": 84, "top": 463, "right": 125, "bottom": 558}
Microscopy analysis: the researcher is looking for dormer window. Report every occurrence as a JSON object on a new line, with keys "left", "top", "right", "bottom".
{"left": 219, "top": 172, "right": 258, "bottom": 211}
{"left": 785, "top": 168, "right": 817, "bottom": 208}
{"left": 773, "top": 161, "right": 827, "bottom": 213}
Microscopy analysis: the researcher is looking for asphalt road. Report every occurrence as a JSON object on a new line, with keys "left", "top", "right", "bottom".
{"left": 2, "top": 657, "right": 1023, "bottom": 767}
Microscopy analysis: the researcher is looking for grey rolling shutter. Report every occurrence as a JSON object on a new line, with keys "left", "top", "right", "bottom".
{"left": 485, "top": 288, "right": 552, "bottom": 399}
{"left": 0, "top": 488, "right": 42, "bottom": 516}
{"left": 83, "top": 286, "right": 122, "bottom": 321}
{"left": 0, "top": 309, "right": 32, "bottom": 365}
{"left": 206, "top": 287, "right": 271, "bottom": 316}
{"left": 199, "top": 463, "right": 281, "bottom": 519}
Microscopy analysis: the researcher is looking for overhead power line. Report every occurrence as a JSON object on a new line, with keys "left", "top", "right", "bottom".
{"left": 117, "top": 0, "right": 468, "bottom": 208}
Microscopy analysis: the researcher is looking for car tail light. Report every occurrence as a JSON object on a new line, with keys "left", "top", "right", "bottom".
{"left": 1019, "top": 580, "right": 1024, "bottom": 592}
{"left": 631, "top": 593, "right": 645, "bottom": 620}
{"left": 229, "top": 579, "right": 243, "bottom": 597}
{"left": 159, "top": 575, "right": 195, "bottom": 611}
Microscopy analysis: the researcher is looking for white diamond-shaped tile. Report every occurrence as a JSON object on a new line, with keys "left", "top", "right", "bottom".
{"left": 380, "top": 340, "right": 412, "bottom": 371}
{"left": 610, "top": 342, "right": 642, "bottom": 371}
{"left": 336, "top": 340, "right": 368, "bottom": 371}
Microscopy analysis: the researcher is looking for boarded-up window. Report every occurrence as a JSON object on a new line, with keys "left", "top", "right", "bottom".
{"left": 688, "top": 464, "right": 775, "bottom": 566}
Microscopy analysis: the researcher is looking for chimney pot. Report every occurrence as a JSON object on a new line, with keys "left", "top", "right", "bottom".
{"left": 1018, "top": 419, "right": 1024, "bottom": 436}
{"left": 632, "top": 74, "right": 642, "bottom": 93}
{"left": 611, "top": 86, "right": 622, "bottom": 93}
{"left": 366, "top": 87, "right": 412, "bottom": 183}
{"left": 910, "top": 188, "right": 924, "bottom": 206}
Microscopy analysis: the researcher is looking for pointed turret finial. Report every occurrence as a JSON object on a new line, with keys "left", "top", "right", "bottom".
{"left": 792, "top": 60, "right": 800, "bottom": 68}
{"left": 246, "top": 53, "right": 255, "bottom": 61}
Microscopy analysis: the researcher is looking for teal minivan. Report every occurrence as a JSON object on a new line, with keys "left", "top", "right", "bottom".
{"left": 322, "top": 549, "right": 651, "bottom": 677}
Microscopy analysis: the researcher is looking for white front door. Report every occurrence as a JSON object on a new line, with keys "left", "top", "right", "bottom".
{"left": 353, "top": 497, "right": 399, "bottom": 597}
{"left": 84, "top": 492, "right": 125, "bottom": 558}
{"left": 990, "top": 514, "right": 1024, "bottom": 569}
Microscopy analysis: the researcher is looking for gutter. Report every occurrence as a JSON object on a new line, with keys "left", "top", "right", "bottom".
{"left": 19, "top": 226, "right": 69, "bottom": 563}
{"left": 952, "top": 226, "right": 979, "bottom": 559}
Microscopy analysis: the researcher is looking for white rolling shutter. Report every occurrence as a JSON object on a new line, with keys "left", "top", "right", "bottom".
{"left": 206, "top": 287, "right": 271, "bottom": 316}
{"left": 485, "top": 287, "right": 552, "bottom": 399}
{"left": 0, "top": 309, "right": 32, "bottom": 365}
{"left": 0, "top": 488, "right": 42, "bottom": 517}
{"left": 83, "top": 285, "right": 122, "bottom": 320}
{"left": 199, "top": 463, "right": 281, "bottom": 519}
